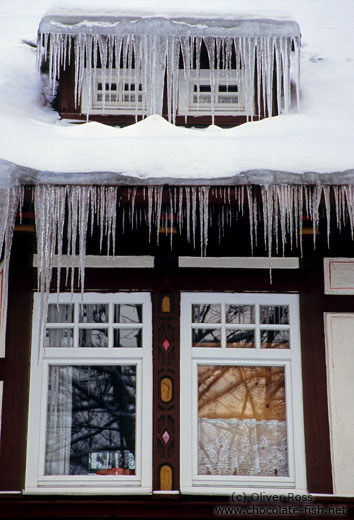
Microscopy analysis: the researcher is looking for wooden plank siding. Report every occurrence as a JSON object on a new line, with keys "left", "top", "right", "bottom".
{"left": 3, "top": 204, "right": 354, "bottom": 515}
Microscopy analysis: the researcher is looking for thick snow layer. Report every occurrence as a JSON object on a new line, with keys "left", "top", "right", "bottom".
{"left": 39, "top": 2, "right": 300, "bottom": 38}
{"left": 0, "top": 0, "right": 354, "bottom": 185}
{"left": 42, "top": 1, "right": 298, "bottom": 22}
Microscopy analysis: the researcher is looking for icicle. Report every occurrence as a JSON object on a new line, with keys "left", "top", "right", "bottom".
{"left": 333, "top": 186, "right": 341, "bottom": 232}
{"left": 166, "top": 37, "right": 180, "bottom": 124}
{"left": 191, "top": 187, "right": 197, "bottom": 249}
{"left": 155, "top": 186, "right": 163, "bottom": 245}
{"left": 312, "top": 186, "right": 322, "bottom": 248}
{"left": 298, "top": 186, "right": 304, "bottom": 257}
{"left": 147, "top": 186, "right": 153, "bottom": 242}
{"left": 293, "top": 37, "right": 301, "bottom": 112}
{"left": 168, "top": 188, "right": 174, "bottom": 249}
{"left": 78, "top": 186, "right": 90, "bottom": 294}
{"left": 246, "top": 186, "right": 254, "bottom": 255}
{"left": 0, "top": 187, "right": 23, "bottom": 330}
{"left": 106, "top": 186, "right": 118, "bottom": 256}
{"left": 34, "top": 186, "right": 61, "bottom": 358}
{"left": 204, "top": 37, "right": 216, "bottom": 124}
{"left": 38, "top": 23, "right": 300, "bottom": 121}
{"left": 198, "top": 187, "right": 210, "bottom": 256}
{"left": 185, "top": 187, "right": 191, "bottom": 244}
{"left": 55, "top": 186, "right": 67, "bottom": 294}
{"left": 323, "top": 186, "right": 331, "bottom": 248}
{"left": 181, "top": 37, "right": 193, "bottom": 124}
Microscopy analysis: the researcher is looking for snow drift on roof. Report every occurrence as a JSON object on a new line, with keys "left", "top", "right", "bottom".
{"left": 39, "top": 7, "right": 300, "bottom": 38}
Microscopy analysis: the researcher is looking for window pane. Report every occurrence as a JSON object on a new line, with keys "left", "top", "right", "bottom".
{"left": 80, "top": 304, "right": 108, "bottom": 324}
{"left": 226, "top": 305, "right": 255, "bottom": 324}
{"left": 261, "top": 330, "right": 290, "bottom": 349}
{"left": 45, "top": 365, "right": 136, "bottom": 476}
{"left": 226, "top": 329, "right": 255, "bottom": 348}
{"left": 114, "top": 329, "right": 142, "bottom": 348}
{"left": 260, "top": 305, "right": 289, "bottom": 325}
{"left": 218, "top": 95, "right": 239, "bottom": 104}
{"left": 198, "top": 365, "right": 287, "bottom": 476}
{"left": 47, "top": 304, "right": 73, "bottom": 323}
{"left": 219, "top": 85, "right": 238, "bottom": 93}
{"left": 192, "top": 329, "right": 221, "bottom": 348}
{"left": 193, "top": 85, "right": 211, "bottom": 93}
{"left": 45, "top": 328, "right": 73, "bottom": 348}
{"left": 114, "top": 304, "right": 142, "bottom": 324}
{"left": 79, "top": 329, "right": 108, "bottom": 348}
{"left": 192, "top": 304, "right": 221, "bottom": 323}
{"left": 193, "top": 94, "right": 211, "bottom": 104}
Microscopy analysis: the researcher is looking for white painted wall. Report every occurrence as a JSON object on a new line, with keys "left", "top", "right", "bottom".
{"left": 325, "top": 313, "right": 354, "bottom": 495}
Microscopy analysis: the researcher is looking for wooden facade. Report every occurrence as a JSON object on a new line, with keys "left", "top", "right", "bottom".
{"left": 0, "top": 188, "right": 354, "bottom": 516}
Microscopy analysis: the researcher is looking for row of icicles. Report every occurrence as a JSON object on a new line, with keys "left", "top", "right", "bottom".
{"left": 37, "top": 32, "right": 300, "bottom": 122}
{"left": 1, "top": 183, "right": 354, "bottom": 351}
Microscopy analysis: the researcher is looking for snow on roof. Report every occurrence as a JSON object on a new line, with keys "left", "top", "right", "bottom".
{"left": 0, "top": 0, "right": 354, "bottom": 186}
{"left": 39, "top": 2, "right": 300, "bottom": 38}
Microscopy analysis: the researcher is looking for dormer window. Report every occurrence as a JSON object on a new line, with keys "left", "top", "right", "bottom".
{"left": 38, "top": 8, "right": 300, "bottom": 125}
{"left": 178, "top": 70, "right": 246, "bottom": 117}
{"left": 82, "top": 71, "right": 145, "bottom": 115}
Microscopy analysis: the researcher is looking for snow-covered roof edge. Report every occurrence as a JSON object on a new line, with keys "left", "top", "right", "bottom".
{"left": 2, "top": 159, "right": 354, "bottom": 187}
{"left": 39, "top": 12, "right": 300, "bottom": 37}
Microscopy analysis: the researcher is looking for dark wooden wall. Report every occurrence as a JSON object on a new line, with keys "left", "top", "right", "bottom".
{"left": 1, "top": 228, "right": 354, "bottom": 516}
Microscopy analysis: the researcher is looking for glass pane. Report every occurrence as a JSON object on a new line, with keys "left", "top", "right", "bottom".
{"left": 226, "top": 305, "right": 255, "bottom": 324}
{"left": 219, "top": 85, "right": 238, "bottom": 93}
{"left": 192, "top": 329, "right": 221, "bottom": 348}
{"left": 192, "top": 304, "right": 221, "bottom": 324}
{"left": 193, "top": 94, "right": 212, "bottom": 104}
{"left": 45, "top": 328, "right": 73, "bottom": 348}
{"left": 114, "top": 304, "right": 142, "bottom": 324}
{"left": 194, "top": 85, "right": 211, "bottom": 93}
{"left": 218, "top": 96, "right": 238, "bottom": 104}
{"left": 226, "top": 329, "right": 255, "bottom": 348}
{"left": 198, "top": 365, "right": 287, "bottom": 476}
{"left": 79, "top": 329, "right": 108, "bottom": 348}
{"left": 80, "top": 304, "right": 108, "bottom": 324}
{"left": 260, "top": 305, "right": 289, "bottom": 325}
{"left": 47, "top": 304, "right": 73, "bottom": 323}
{"left": 114, "top": 329, "right": 142, "bottom": 348}
{"left": 261, "top": 330, "right": 290, "bottom": 349}
{"left": 45, "top": 365, "right": 136, "bottom": 476}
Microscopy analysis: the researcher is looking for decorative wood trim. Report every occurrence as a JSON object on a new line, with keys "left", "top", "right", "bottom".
{"left": 324, "top": 258, "right": 354, "bottom": 294}
{"left": 179, "top": 257, "right": 299, "bottom": 269}
{"left": 324, "top": 313, "right": 354, "bottom": 495}
{"left": 152, "top": 292, "right": 180, "bottom": 492}
{"left": 33, "top": 255, "right": 154, "bottom": 269}
{"left": 299, "top": 259, "right": 333, "bottom": 494}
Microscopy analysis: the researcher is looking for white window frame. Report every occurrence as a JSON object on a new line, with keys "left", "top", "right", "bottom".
{"left": 25, "top": 292, "right": 152, "bottom": 495}
{"left": 180, "top": 292, "right": 306, "bottom": 495}
{"left": 178, "top": 70, "right": 246, "bottom": 116}
{"left": 81, "top": 69, "right": 145, "bottom": 115}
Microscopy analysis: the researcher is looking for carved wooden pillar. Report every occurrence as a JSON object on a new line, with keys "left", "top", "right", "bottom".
{"left": 152, "top": 292, "right": 180, "bottom": 491}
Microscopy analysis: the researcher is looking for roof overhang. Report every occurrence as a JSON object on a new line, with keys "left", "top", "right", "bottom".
{"left": 38, "top": 14, "right": 300, "bottom": 39}
{"left": 2, "top": 159, "right": 354, "bottom": 188}
{"left": 38, "top": 8, "right": 300, "bottom": 38}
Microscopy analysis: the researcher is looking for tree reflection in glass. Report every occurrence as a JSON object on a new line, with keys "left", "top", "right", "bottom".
{"left": 45, "top": 365, "right": 136, "bottom": 476}
{"left": 198, "top": 365, "right": 288, "bottom": 477}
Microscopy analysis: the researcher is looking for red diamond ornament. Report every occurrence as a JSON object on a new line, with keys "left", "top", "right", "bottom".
{"left": 162, "top": 338, "right": 170, "bottom": 352}
{"left": 162, "top": 430, "right": 170, "bottom": 445}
